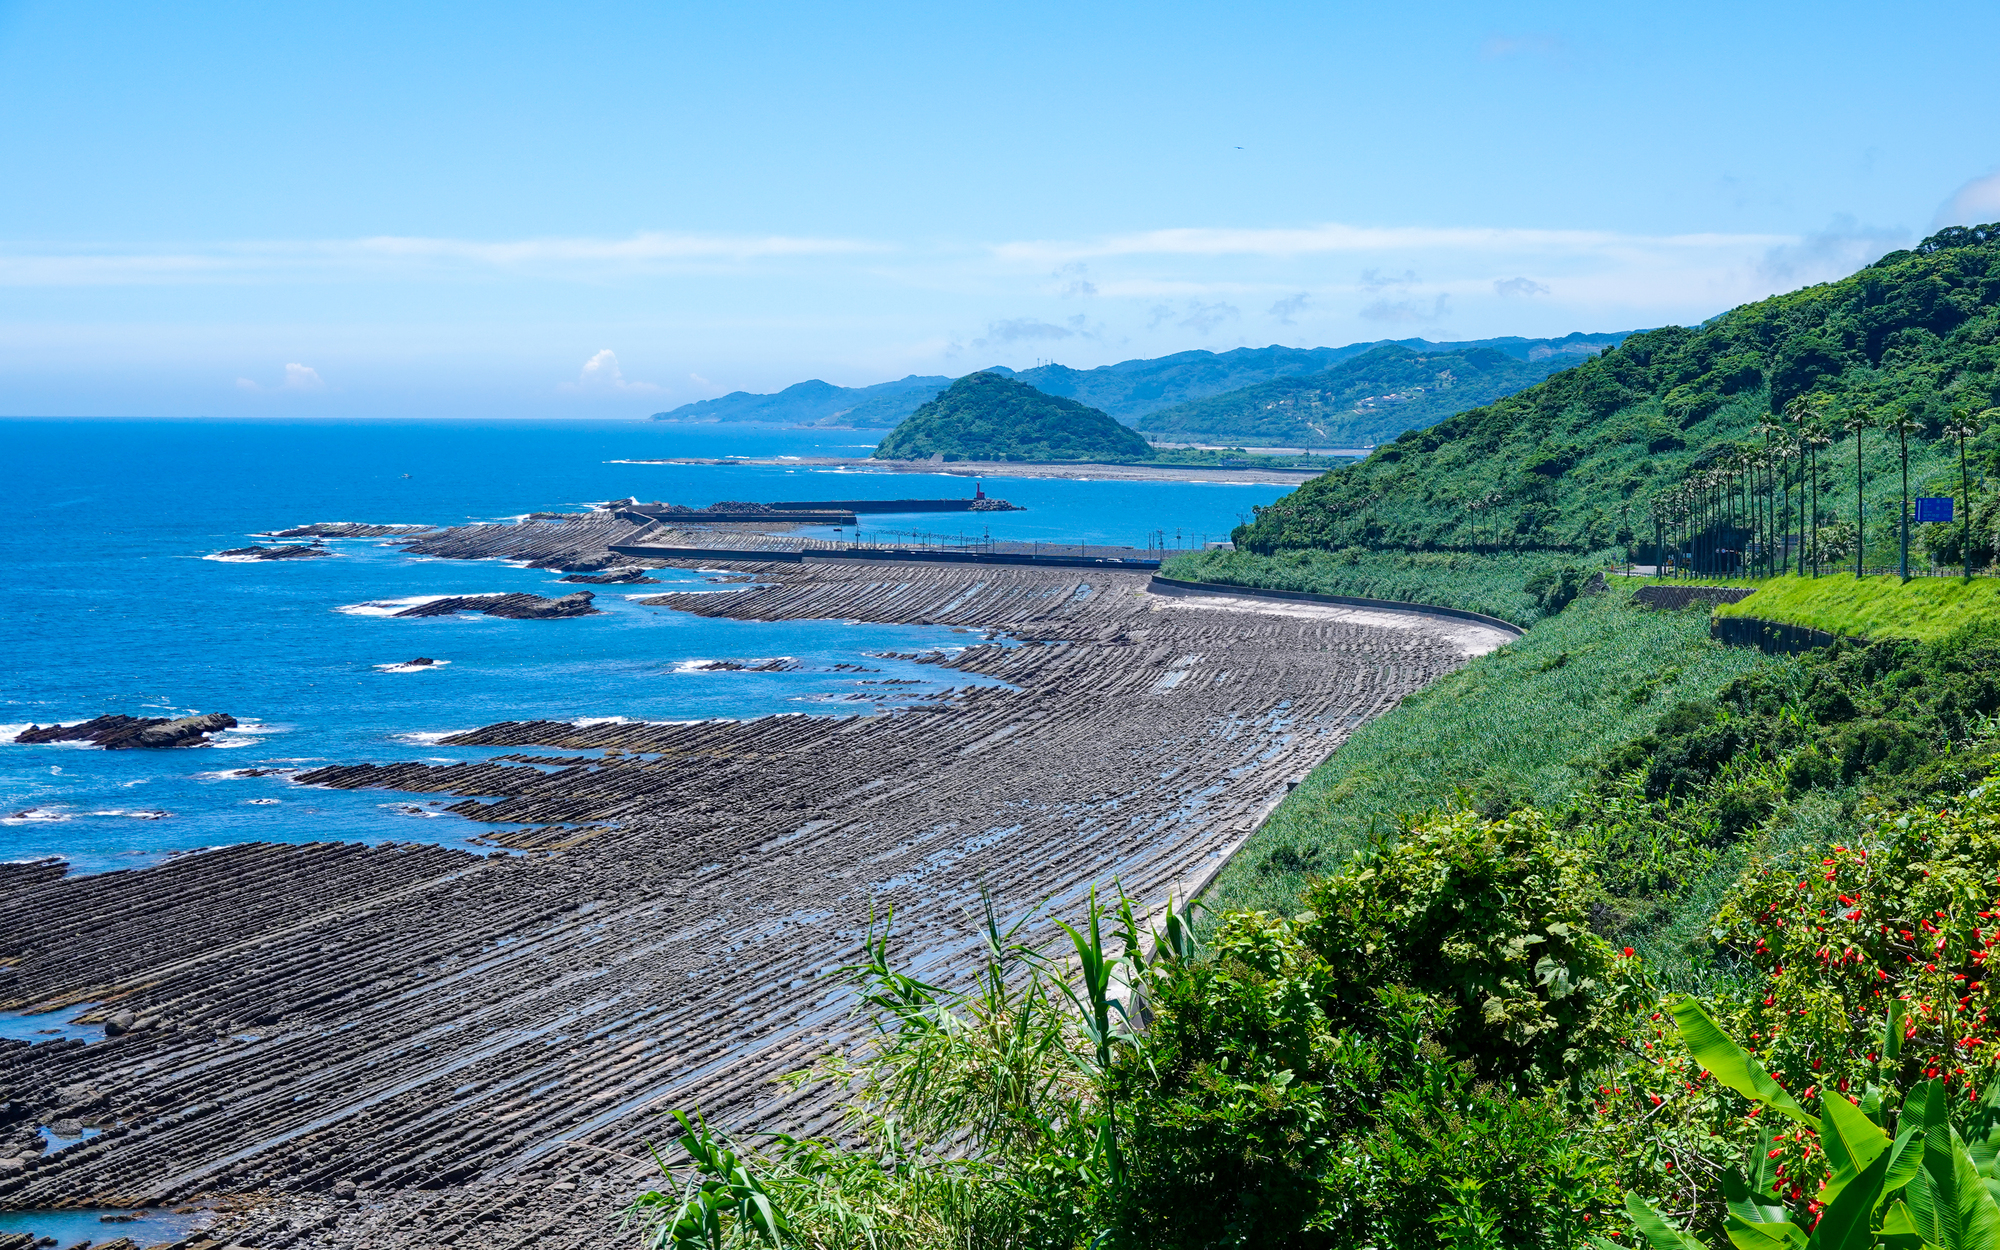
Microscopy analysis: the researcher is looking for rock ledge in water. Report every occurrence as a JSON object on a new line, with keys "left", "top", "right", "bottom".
{"left": 14, "top": 712, "right": 239, "bottom": 749}
{"left": 392, "top": 592, "right": 601, "bottom": 620}
{"left": 213, "top": 543, "right": 332, "bottom": 560}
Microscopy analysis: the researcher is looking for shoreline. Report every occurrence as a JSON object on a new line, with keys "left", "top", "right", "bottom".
{"left": 608, "top": 454, "right": 1329, "bottom": 486}
{"left": 0, "top": 513, "right": 1508, "bottom": 1248}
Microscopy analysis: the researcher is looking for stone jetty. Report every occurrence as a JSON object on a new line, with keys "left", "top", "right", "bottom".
{"left": 0, "top": 512, "right": 1512, "bottom": 1247}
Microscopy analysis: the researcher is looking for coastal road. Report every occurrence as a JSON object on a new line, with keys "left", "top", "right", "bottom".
{"left": 0, "top": 514, "right": 1511, "bottom": 1247}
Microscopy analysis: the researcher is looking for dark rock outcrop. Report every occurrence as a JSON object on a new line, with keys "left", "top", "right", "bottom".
{"left": 14, "top": 713, "right": 238, "bottom": 750}
{"left": 214, "top": 544, "right": 332, "bottom": 561}
{"left": 267, "top": 523, "right": 436, "bottom": 539}
{"left": 392, "top": 592, "right": 600, "bottom": 620}
{"left": 557, "top": 570, "right": 660, "bottom": 584}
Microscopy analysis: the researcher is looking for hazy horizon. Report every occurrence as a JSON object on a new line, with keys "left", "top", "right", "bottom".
{"left": 3, "top": 0, "right": 1996, "bottom": 419}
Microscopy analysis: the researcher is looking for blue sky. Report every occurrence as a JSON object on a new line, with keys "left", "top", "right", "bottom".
{"left": 2, "top": 0, "right": 1996, "bottom": 417}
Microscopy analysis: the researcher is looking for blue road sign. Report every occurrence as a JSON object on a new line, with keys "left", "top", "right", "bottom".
{"left": 1914, "top": 497, "right": 1954, "bottom": 523}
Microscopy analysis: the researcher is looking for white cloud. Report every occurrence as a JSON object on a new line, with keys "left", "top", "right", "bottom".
{"left": 990, "top": 223, "right": 1790, "bottom": 265}
{"left": 1494, "top": 276, "right": 1550, "bottom": 297}
{"left": 1936, "top": 171, "right": 2000, "bottom": 229}
{"left": 1361, "top": 293, "right": 1452, "bottom": 323}
{"left": 565, "top": 349, "right": 659, "bottom": 394}
{"left": 235, "top": 362, "right": 325, "bottom": 392}
{"left": 1757, "top": 215, "right": 1907, "bottom": 284}
{"left": 0, "top": 231, "right": 883, "bottom": 286}
{"left": 283, "top": 362, "right": 324, "bottom": 389}
{"left": 1268, "top": 292, "right": 1312, "bottom": 324}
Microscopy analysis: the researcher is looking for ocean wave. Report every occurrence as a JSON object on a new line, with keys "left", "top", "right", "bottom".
{"left": 1, "top": 808, "right": 70, "bottom": 824}
{"left": 244, "top": 798, "right": 282, "bottom": 805}
{"left": 87, "top": 809, "right": 172, "bottom": 820}
{"left": 336, "top": 594, "right": 457, "bottom": 617}
{"left": 572, "top": 715, "right": 638, "bottom": 727}
{"left": 393, "top": 730, "right": 473, "bottom": 745}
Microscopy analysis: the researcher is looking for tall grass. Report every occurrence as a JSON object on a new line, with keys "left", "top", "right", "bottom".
{"left": 1711, "top": 571, "right": 2000, "bottom": 640}
{"left": 1160, "top": 547, "right": 1622, "bottom": 626}
{"left": 1201, "top": 584, "right": 1783, "bottom": 921}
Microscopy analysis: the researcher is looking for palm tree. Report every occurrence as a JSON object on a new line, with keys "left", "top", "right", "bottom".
{"left": 1883, "top": 407, "right": 1924, "bottom": 580}
{"left": 1804, "top": 422, "right": 1833, "bottom": 576}
{"left": 1843, "top": 407, "right": 1873, "bottom": 577}
{"left": 1784, "top": 394, "right": 1827, "bottom": 577}
{"left": 1942, "top": 408, "right": 1991, "bottom": 578}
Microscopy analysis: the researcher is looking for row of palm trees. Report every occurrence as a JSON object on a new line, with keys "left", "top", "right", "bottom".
{"left": 1649, "top": 398, "right": 1990, "bottom": 580}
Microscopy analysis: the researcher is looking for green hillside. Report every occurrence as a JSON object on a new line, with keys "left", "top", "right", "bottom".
{"left": 872, "top": 371, "right": 1152, "bottom": 462}
{"left": 1233, "top": 223, "right": 2000, "bottom": 562}
{"left": 1135, "top": 343, "right": 1587, "bottom": 447}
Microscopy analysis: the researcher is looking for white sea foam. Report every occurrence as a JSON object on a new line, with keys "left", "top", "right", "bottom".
{"left": 572, "top": 715, "right": 638, "bottom": 727}
{"left": 394, "top": 730, "right": 472, "bottom": 745}
{"left": 375, "top": 659, "right": 453, "bottom": 674}
{"left": 202, "top": 552, "right": 267, "bottom": 563}
{"left": 336, "top": 594, "right": 456, "bottom": 617}
{"left": 87, "top": 809, "right": 171, "bottom": 820}
{"left": 1, "top": 809, "right": 70, "bottom": 824}
{"left": 244, "top": 798, "right": 282, "bottom": 805}
{"left": 383, "top": 803, "right": 448, "bottom": 818}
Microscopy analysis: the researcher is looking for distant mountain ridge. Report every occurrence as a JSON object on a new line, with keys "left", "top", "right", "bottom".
{"left": 1136, "top": 343, "right": 1605, "bottom": 447}
{"left": 649, "top": 332, "right": 1634, "bottom": 429}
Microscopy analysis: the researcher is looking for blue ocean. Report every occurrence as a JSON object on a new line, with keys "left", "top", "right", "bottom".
{"left": 1, "top": 418, "right": 1290, "bottom": 874}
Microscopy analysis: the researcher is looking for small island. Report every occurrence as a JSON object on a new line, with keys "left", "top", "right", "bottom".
{"left": 873, "top": 371, "right": 1152, "bottom": 462}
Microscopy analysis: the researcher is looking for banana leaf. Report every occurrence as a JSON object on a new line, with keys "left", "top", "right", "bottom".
{"left": 1820, "top": 1085, "right": 1895, "bottom": 1204}
{"left": 1810, "top": 1144, "right": 1893, "bottom": 1250}
{"left": 1625, "top": 1193, "right": 1711, "bottom": 1250}
{"left": 1905, "top": 1079, "right": 2000, "bottom": 1250}
{"left": 1670, "top": 997, "right": 1818, "bottom": 1129}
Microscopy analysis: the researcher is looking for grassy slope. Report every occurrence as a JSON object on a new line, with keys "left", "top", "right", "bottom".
{"left": 1202, "top": 584, "right": 1778, "bottom": 920}
{"left": 1711, "top": 571, "right": 2000, "bottom": 639}
{"left": 1234, "top": 226, "right": 2000, "bottom": 559}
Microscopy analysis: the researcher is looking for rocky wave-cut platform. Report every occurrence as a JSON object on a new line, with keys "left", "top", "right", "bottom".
{"left": 394, "top": 511, "right": 660, "bottom": 572}
{"left": 556, "top": 569, "right": 660, "bottom": 585}
{"left": 264, "top": 523, "right": 438, "bottom": 539}
{"left": 0, "top": 553, "right": 1513, "bottom": 1247}
{"left": 14, "top": 713, "right": 238, "bottom": 750}
{"left": 391, "top": 592, "right": 600, "bottom": 620}
{"left": 213, "top": 544, "right": 334, "bottom": 561}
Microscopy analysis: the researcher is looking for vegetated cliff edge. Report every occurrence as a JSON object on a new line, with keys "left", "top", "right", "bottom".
{"left": 1232, "top": 223, "right": 2000, "bottom": 558}
{"left": 873, "top": 371, "right": 1153, "bottom": 462}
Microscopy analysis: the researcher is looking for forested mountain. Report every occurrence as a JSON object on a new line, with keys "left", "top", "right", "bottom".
{"left": 872, "top": 371, "right": 1151, "bottom": 462}
{"left": 649, "top": 333, "right": 1630, "bottom": 428}
{"left": 1136, "top": 343, "right": 1593, "bottom": 447}
{"left": 1236, "top": 224, "right": 2000, "bottom": 559}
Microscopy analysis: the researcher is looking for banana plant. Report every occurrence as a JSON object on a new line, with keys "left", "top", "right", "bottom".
{"left": 1597, "top": 998, "right": 2000, "bottom": 1250}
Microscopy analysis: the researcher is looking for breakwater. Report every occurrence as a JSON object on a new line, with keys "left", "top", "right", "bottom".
{"left": 0, "top": 512, "right": 1511, "bottom": 1248}
{"left": 608, "top": 542, "right": 1162, "bottom": 570}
